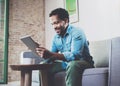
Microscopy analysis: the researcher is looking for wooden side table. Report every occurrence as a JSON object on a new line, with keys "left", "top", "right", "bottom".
{"left": 10, "top": 64, "right": 53, "bottom": 86}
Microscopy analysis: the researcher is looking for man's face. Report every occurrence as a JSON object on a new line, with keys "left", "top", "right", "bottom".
{"left": 50, "top": 15, "right": 68, "bottom": 36}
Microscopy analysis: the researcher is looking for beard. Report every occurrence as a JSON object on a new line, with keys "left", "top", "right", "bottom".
{"left": 55, "top": 23, "right": 68, "bottom": 36}
{"left": 57, "top": 26, "right": 66, "bottom": 37}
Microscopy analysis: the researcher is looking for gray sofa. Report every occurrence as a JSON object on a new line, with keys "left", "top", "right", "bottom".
{"left": 21, "top": 37, "right": 120, "bottom": 86}
{"left": 54, "top": 39, "right": 110, "bottom": 86}
{"left": 109, "top": 37, "right": 120, "bottom": 86}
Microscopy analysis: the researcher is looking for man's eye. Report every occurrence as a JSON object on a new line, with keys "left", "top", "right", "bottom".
{"left": 55, "top": 21, "right": 59, "bottom": 24}
{"left": 51, "top": 20, "right": 61, "bottom": 25}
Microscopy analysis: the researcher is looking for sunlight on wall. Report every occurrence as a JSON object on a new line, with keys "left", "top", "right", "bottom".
{"left": 45, "top": 0, "right": 120, "bottom": 49}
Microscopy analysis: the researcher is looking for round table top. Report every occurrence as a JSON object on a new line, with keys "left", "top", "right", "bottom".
{"left": 10, "top": 64, "right": 53, "bottom": 71}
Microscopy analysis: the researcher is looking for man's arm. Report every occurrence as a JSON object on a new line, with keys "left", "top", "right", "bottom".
{"left": 36, "top": 47, "right": 66, "bottom": 61}
{"left": 51, "top": 52, "right": 66, "bottom": 61}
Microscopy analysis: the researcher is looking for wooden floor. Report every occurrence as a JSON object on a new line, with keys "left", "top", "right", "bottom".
{"left": 0, "top": 81, "right": 39, "bottom": 86}
{"left": 0, "top": 71, "right": 40, "bottom": 86}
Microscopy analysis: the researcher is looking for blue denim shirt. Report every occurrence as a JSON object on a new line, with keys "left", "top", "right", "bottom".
{"left": 51, "top": 24, "right": 94, "bottom": 69}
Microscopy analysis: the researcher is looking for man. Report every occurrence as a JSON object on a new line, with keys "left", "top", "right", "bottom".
{"left": 36, "top": 8, "right": 94, "bottom": 86}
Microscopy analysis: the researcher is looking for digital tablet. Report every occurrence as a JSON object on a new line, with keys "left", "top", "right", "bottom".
{"left": 20, "top": 35, "right": 39, "bottom": 55}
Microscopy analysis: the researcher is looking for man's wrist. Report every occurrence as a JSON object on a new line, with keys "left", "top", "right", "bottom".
{"left": 51, "top": 53, "right": 66, "bottom": 61}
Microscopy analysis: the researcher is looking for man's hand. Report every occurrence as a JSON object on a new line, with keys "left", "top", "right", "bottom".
{"left": 36, "top": 45, "right": 66, "bottom": 61}
{"left": 36, "top": 47, "right": 53, "bottom": 59}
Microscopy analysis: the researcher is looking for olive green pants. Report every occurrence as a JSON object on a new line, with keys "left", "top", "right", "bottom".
{"left": 41, "top": 60, "right": 94, "bottom": 86}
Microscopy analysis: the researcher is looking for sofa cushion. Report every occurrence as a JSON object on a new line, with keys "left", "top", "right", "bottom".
{"left": 83, "top": 67, "right": 108, "bottom": 75}
{"left": 54, "top": 67, "right": 108, "bottom": 86}
{"left": 82, "top": 67, "right": 108, "bottom": 86}
{"left": 89, "top": 40, "right": 110, "bottom": 67}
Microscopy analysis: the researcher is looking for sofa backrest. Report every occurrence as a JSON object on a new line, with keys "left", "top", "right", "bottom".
{"left": 21, "top": 40, "right": 110, "bottom": 68}
{"left": 89, "top": 39, "right": 111, "bottom": 67}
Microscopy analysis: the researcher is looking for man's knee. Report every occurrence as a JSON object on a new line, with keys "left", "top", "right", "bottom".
{"left": 66, "top": 60, "right": 92, "bottom": 72}
{"left": 67, "top": 61, "right": 77, "bottom": 69}
{"left": 66, "top": 61, "right": 82, "bottom": 72}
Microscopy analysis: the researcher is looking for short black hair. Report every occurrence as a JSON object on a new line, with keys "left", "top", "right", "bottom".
{"left": 49, "top": 8, "right": 69, "bottom": 22}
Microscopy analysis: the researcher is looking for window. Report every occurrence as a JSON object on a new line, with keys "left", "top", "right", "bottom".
{"left": 0, "top": 0, "right": 9, "bottom": 84}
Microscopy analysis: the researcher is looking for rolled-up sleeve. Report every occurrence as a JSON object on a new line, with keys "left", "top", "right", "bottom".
{"left": 62, "top": 52, "right": 75, "bottom": 61}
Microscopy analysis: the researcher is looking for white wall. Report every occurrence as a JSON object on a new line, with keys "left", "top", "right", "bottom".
{"left": 45, "top": 0, "right": 64, "bottom": 49}
{"left": 79, "top": 0, "right": 120, "bottom": 41}
{"left": 45, "top": 0, "right": 120, "bottom": 49}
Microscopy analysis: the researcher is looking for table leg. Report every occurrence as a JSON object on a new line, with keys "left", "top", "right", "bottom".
{"left": 21, "top": 71, "right": 25, "bottom": 86}
{"left": 40, "top": 70, "right": 48, "bottom": 86}
{"left": 25, "top": 70, "right": 32, "bottom": 86}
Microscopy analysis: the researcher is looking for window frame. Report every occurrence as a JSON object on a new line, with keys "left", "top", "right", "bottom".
{"left": 0, "top": 0, "right": 9, "bottom": 84}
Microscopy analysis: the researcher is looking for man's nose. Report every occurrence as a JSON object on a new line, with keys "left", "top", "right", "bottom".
{"left": 53, "top": 24, "right": 58, "bottom": 29}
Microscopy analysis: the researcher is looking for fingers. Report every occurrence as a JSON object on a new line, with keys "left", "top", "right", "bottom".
{"left": 38, "top": 51, "right": 44, "bottom": 57}
{"left": 36, "top": 47, "right": 45, "bottom": 58}
{"left": 36, "top": 50, "right": 44, "bottom": 57}
{"left": 36, "top": 47, "right": 44, "bottom": 51}
{"left": 35, "top": 47, "right": 52, "bottom": 59}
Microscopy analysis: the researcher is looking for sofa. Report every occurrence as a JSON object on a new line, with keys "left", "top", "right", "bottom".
{"left": 21, "top": 37, "right": 120, "bottom": 86}
{"left": 54, "top": 39, "right": 110, "bottom": 86}
{"left": 108, "top": 37, "right": 120, "bottom": 86}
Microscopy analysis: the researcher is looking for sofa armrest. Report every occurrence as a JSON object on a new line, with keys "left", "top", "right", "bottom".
{"left": 20, "top": 51, "right": 44, "bottom": 64}
{"left": 109, "top": 37, "right": 120, "bottom": 86}
{"left": 20, "top": 51, "right": 43, "bottom": 84}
